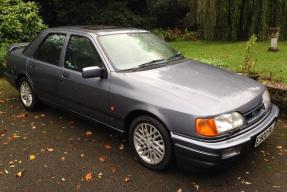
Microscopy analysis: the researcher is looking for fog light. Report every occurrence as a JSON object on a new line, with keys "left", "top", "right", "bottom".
{"left": 221, "top": 147, "right": 241, "bottom": 159}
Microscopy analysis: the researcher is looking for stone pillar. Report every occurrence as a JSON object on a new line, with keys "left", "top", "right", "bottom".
{"left": 268, "top": 27, "right": 280, "bottom": 52}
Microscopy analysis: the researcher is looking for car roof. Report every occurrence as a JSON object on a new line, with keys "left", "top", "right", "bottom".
{"left": 49, "top": 25, "right": 147, "bottom": 35}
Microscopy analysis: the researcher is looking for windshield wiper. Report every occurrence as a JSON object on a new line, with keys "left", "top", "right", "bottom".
{"left": 132, "top": 59, "right": 166, "bottom": 71}
{"left": 167, "top": 52, "right": 183, "bottom": 61}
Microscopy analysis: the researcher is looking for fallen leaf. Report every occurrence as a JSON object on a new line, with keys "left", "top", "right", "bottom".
{"left": 11, "top": 133, "right": 20, "bottom": 139}
{"left": 111, "top": 165, "right": 117, "bottom": 174}
{"left": 85, "top": 131, "right": 93, "bottom": 136}
{"left": 8, "top": 161, "right": 14, "bottom": 166}
{"left": 124, "top": 176, "right": 130, "bottom": 183}
{"left": 84, "top": 172, "right": 93, "bottom": 181}
{"left": 119, "top": 144, "right": 124, "bottom": 150}
{"left": 104, "top": 144, "right": 112, "bottom": 150}
{"left": 98, "top": 172, "right": 103, "bottom": 179}
{"left": 276, "top": 146, "right": 283, "bottom": 149}
{"left": 80, "top": 154, "right": 85, "bottom": 158}
{"left": 98, "top": 156, "right": 106, "bottom": 162}
{"left": 0, "top": 129, "right": 7, "bottom": 136}
{"left": 194, "top": 185, "right": 200, "bottom": 191}
{"left": 34, "top": 115, "right": 39, "bottom": 119}
{"left": 61, "top": 177, "right": 66, "bottom": 181}
{"left": 0, "top": 99, "right": 5, "bottom": 103}
{"left": 0, "top": 111, "right": 6, "bottom": 115}
{"left": 47, "top": 148, "right": 55, "bottom": 152}
{"left": 177, "top": 188, "right": 183, "bottom": 192}
{"left": 244, "top": 181, "right": 252, "bottom": 185}
{"left": 0, "top": 171, "right": 3, "bottom": 177}
{"left": 40, "top": 114, "right": 45, "bottom": 117}
{"left": 15, "top": 113, "right": 27, "bottom": 118}
{"left": 61, "top": 156, "right": 65, "bottom": 161}
{"left": 16, "top": 170, "right": 25, "bottom": 178}
{"left": 29, "top": 155, "right": 36, "bottom": 161}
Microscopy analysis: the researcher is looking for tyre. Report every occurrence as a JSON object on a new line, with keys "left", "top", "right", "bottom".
{"left": 18, "top": 77, "right": 40, "bottom": 111}
{"left": 129, "top": 116, "right": 173, "bottom": 171}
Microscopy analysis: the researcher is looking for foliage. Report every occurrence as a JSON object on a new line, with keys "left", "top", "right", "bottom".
{"left": 242, "top": 34, "right": 258, "bottom": 75}
{"left": 0, "top": 0, "right": 47, "bottom": 44}
{"left": 195, "top": 0, "right": 287, "bottom": 40}
{"left": 170, "top": 40, "right": 287, "bottom": 83}
{"left": 152, "top": 28, "right": 197, "bottom": 41}
{"left": 0, "top": 43, "right": 8, "bottom": 74}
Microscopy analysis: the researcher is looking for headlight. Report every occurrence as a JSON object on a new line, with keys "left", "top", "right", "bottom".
{"left": 262, "top": 89, "right": 271, "bottom": 109}
{"left": 195, "top": 112, "right": 245, "bottom": 137}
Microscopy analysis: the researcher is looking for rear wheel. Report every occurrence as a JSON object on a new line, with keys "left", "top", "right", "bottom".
{"left": 19, "top": 77, "right": 40, "bottom": 111}
{"left": 129, "top": 116, "right": 173, "bottom": 171}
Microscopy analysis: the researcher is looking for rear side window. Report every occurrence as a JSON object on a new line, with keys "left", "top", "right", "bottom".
{"left": 35, "top": 33, "right": 66, "bottom": 65}
{"left": 64, "top": 35, "right": 103, "bottom": 72}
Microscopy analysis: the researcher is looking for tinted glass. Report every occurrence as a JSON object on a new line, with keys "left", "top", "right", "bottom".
{"left": 64, "top": 35, "right": 102, "bottom": 72}
{"left": 98, "top": 32, "right": 178, "bottom": 70}
{"left": 35, "top": 34, "right": 66, "bottom": 65}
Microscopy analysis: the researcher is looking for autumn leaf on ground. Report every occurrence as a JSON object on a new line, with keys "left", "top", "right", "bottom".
{"left": 0, "top": 99, "right": 5, "bottom": 103}
{"left": 177, "top": 188, "right": 183, "bottom": 192}
{"left": 47, "top": 147, "right": 55, "bottom": 152}
{"left": 29, "top": 155, "right": 36, "bottom": 161}
{"left": 16, "top": 170, "right": 25, "bottom": 178}
{"left": 34, "top": 115, "right": 39, "bottom": 119}
{"left": 0, "top": 171, "right": 3, "bottom": 177}
{"left": 14, "top": 113, "right": 28, "bottom": 118}
{"left": 40, "top": 114, "right": 45, "bottom": 117}
{"left": 98, "top": 172, "right": 103, "bottom": 179}
{"left": 104, "top": 144, "right": 112, "bottom": 150}
{"left": 98, "top": 156, "right": 106, "bottom": 162}
{"left": 84, "top": 172, "right": 93, "bottom": 181}
{"left": 119, "top": 144, "right": 124, "bottom": 150}
{"left": 85, "top": 131, "right": 93, "bottom": 136}
{"left": 80, "top": 154, "right": 85, "bottom": 158}
{"left": 124, "top": 176, "right": 130, "bottom": 183}
{"left": 0, "top": 129, "right": 7, "bottom": 136}
{"left": 0, "top": 111, "right": 6, "bottom": 115}
{"left": 61, "top": 156, "right": 65, "bottom": 161}
{"left": 11, "top": 133, "right": 20, "bottom": 139}
{"left": 276, "top": 146, "right": 283, "bottom": 149}
{"left": 194, "top": 184, "right": 200, "bottom": 191}
{"left": 110, "top": 165, "right": 117, "bottom": 174}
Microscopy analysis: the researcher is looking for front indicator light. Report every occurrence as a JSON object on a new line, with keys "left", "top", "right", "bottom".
{"left": 195, "top": 119, "right": 218, "bottom": 137}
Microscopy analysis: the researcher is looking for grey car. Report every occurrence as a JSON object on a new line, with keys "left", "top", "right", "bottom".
{"left": 4, "top": 26, "right": 279, "bottom": 171}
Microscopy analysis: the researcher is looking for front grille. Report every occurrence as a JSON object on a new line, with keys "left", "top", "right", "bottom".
{"left": 243, "top": 103, "right": 267, "bottom": 125}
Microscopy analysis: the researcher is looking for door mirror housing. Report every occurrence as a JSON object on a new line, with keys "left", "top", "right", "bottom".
{"left": 82, "top": 66, "right": 106, "bottom": 78}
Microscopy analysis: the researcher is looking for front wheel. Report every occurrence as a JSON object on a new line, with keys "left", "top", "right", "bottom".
{"left": 129, "top": 116, "right": 173, "bottom": 171}
{"left": 19, "top": 77, "right": 40, "bottom": 111}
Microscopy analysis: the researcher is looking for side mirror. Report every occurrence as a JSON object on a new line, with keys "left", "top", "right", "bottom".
{"left": 82, "top": 66, "right": 106, "bottom": 78}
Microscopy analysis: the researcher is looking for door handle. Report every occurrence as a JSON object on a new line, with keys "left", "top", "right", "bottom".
{"left": 62, "top": 72, "right": 70, "bottom": 78}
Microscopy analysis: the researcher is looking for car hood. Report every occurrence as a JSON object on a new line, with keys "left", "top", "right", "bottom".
{"left": 125, "top": 59, "right": 265, "bottom": 116}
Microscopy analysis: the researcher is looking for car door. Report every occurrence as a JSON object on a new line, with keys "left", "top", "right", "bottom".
{"left": 27, "top": 33, "right": 66, "bottom": 104}
{"left": 58, "top": 34, "right": 110, "bottom": 124}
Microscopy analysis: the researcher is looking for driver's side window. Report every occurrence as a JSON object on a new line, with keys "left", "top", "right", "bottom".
{"left": 64, "top": 35, "right": 103, "bottom": 72}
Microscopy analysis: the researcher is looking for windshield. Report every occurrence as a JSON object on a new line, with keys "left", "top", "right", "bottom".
{"left": 98, "top": 32, "right": 179, "bottom": 71}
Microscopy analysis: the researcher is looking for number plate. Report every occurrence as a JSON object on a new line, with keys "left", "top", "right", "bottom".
{"left": 255, "top": 122, "right": 275, "bottom": 148}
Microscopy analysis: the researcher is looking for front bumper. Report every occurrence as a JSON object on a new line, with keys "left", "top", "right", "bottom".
{"left": 171, "top": 104, "right": 280, "bottom": 168}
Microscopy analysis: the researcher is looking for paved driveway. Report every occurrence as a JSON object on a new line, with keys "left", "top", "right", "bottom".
{"left": 0, "top": 79, "right": 286, "bottom": 192}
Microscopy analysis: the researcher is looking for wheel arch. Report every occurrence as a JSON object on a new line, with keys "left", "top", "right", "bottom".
{"left": 124, "top": 109, "right": 170, "bottom": 135}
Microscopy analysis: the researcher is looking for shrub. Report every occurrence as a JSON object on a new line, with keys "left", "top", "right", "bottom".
{"left": 0, "top": 43, "right": 8, "bottom": 74}
{"left": 152, "top": 28, "right": 197, "bottom": 41}
{"left": 0, "top": 0, "right": 47, "bottom": 44}
{"left": 242, "top": 34, "right": 258, "bottom": 75}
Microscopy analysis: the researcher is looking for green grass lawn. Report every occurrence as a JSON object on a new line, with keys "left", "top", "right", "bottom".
{"left": 170, "top": 41, "right": 287, "bottom": 83}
